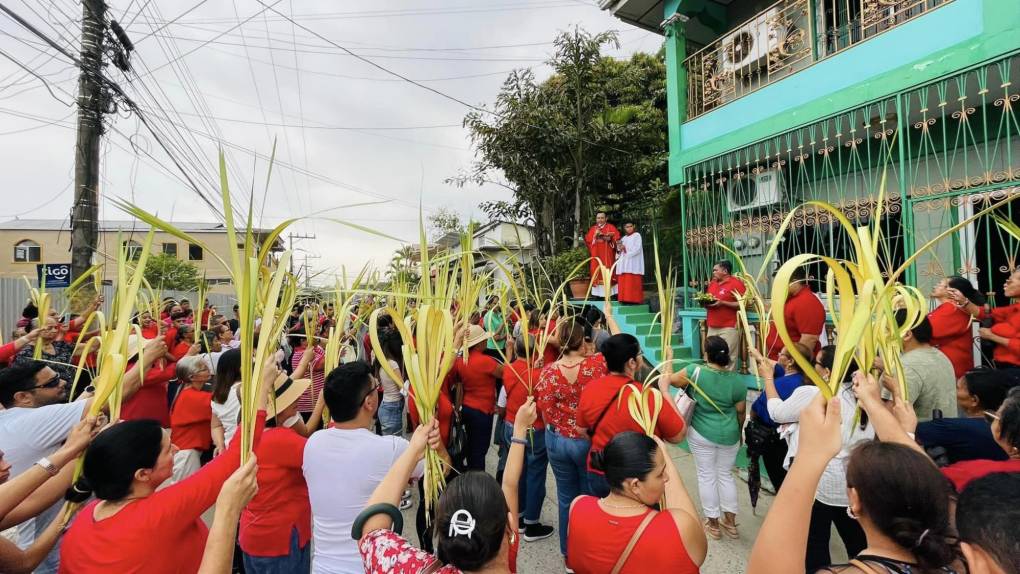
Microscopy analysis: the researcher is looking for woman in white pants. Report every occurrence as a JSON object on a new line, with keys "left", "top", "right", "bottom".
{"left": 669, "top": 336, "right": 748, "bottom": 539}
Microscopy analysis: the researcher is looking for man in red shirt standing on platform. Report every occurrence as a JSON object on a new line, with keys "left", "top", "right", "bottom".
{"left": 585, "top": 212, "right": 621, "bottom": 299}
{"left": 706, "top": 260, "right": 747, "bottom": 370}
{"left": 577, "top": 333, "right": 686, "bottom": 497}
{"left": 764, "top": 267, "right": 826, "bottom": 361}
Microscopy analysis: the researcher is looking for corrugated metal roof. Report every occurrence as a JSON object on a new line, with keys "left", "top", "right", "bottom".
{"left": 0, "top": 218, "right": 267, "bottom": 233}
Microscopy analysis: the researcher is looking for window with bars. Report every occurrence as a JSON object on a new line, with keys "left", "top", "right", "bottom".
{"left": 13, "top": 240, "right": 40, "bottom": 262}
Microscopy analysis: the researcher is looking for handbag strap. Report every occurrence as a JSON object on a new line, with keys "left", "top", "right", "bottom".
{"left": 588, "top": 386, "right": 625, "bottom": 437}
{"left": 687, "top": 367, "right": 726, "bottom": 415}
{"left": 610, "top": 510, "right": 657, "bottom": 574}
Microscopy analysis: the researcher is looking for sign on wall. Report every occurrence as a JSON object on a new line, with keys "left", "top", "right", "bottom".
{"left": 36, "top": 264, "right": 72, "bottom": 288}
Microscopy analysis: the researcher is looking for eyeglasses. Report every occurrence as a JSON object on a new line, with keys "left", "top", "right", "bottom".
{"left": 983, "top": 410, "right": 1001, "bottom": 424}
{"left": 31, "top": 375, "right": 63, "bottom": 391}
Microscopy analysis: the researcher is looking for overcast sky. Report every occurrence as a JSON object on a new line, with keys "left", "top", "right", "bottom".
{"left": 0, "top": 0, "right": 662, "bottom": 284}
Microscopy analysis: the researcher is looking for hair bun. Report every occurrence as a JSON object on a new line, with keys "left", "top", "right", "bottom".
{"left": 590, "top": 450, "right": 606, "bottom": 472}
{"left": 65, "top": 477, "right": 93, "bottom": 504}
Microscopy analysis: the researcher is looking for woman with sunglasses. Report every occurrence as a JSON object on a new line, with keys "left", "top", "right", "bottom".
{"left": 169, "top": 356, "right": 214, "bottom": 483}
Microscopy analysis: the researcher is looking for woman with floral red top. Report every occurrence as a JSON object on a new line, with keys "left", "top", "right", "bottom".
{"left": 60, "top": 360, "right": 278, "bottom": 574}
{"left": 357, "top": 399, "right": 538, "bottom": 574}
{"left": 240, "top": 372, "right": 314, "bottom": 572}
{"left": 928, "top": 276, "right": 983, "bottom": 379}
{"left": 497, "top": 335, "right": 554, "bottom": 542}
{"left": 534, "top": 317, "right": 608, "bottom": 561}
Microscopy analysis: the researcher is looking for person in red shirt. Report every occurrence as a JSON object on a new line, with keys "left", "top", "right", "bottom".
{"left": 764, "top": 267, "right": 826, "bottom": 361}
{"left": 567, "top": 432, "right": 705, "bottom": 574}
{"left": 577, "top": 333, "right": 686, "bottom": 498}
{"left": 240, "top": 372, "right": 313, "bottom": 571}
{"left": 706, "top": 260, "right": 747, "bottom": 370}
{"left": 974, "top": 269, "right": 1020, "bottom": 372}
{"left": 59, "top": 362, "right": 277, "bottom": 574}
{"left": 450, "top": 325, "right": 503, "bottom": 471}
{"left": 496, "top": 335, "right": 554, "bottom": 542}
{"left": 928, "top": 276, "right": 982, "bottom": 380}
{"left": 169, "top": 324, "right": 197, "bottom": 362}
{"left": 121, "top": 335, "right": 178, "bottom": 427}
{"left": 169, "top": 356, "right": 213, "bottom": 482}
{"left": 139, "top": 311, "right": 160, "bottom": 340}
{"left": 0, "top": 328, "right": 39, "bottom": 366}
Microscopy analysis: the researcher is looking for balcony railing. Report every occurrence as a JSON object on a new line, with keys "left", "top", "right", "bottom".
{"left": 684, "top": 0, "right": 953, "bottom": 120}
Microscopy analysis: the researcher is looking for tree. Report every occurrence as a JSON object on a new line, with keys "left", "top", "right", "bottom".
{"left": 144, "top": 252, "right": 202, "bottom": 291}
{"left": 426, "top": 208, "right": 465, "bottom": 242}
{"left": 461, "top": 28, "right": 668, "bottom": 257}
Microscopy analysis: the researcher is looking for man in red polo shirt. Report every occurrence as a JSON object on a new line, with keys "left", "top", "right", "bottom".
{"left": 764, "top": 267, "right": 826, "bottom": 361}
{"left": 577, "top": 333, "right": 686, "bottom": 497}
{"left": 706, "top": 260, "right": 747, "bottom": 370}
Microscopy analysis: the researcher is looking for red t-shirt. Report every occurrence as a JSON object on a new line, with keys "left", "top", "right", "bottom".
{"left": 170, "top": 386, "right": 212, "bottom": 451}
{"left": 453, "top": 350, "right": 500, "bottom": 415}
{"left": 534, "top": 355, "right": 607, "bottom": 439}
{"left": 502, "top": 359, "right": 543, "bottom": 429}
{"left": 577, "top": 374, "right": 685, "bottom": 472}
{"left": 927, "top": 302, "right": 975, "bottom": 380}
{"left": 706, "top": 276, "right": 747, "bottom": 329}
{"left": 566, "top": 496, "right": 698, "bottom": 574}
{"left": 240, "top": 427, "right": 311, "bottom": 557}
{"left": 121, "top": 359, "right": 177, "bottom": 427}
{"left": 0, "top": 341, "right": 17, "bottom": 365}
{"left": 942, "top": 457, "right": 1020, "bottom": 492}
{"left": 141, "top": 323, "right": 160, "bottom": 340}
{"left": 170, "top": 340, "right": 192, "bottom": 362}
{"left": 980, "top": 303, "right": 1020, "bottom": 367}
{"left": 60, "top": 412, "right": 266, "bottom": 574}
{"left": 765, "top": 286, "right": 826, "bottom": 360}
{"left": 408, "top": 374, "right": 455, "bottom": 446}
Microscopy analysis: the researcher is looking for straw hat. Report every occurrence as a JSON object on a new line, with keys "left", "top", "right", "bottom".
{"left": 464, "top": 324, "right": 492, "bottom": 348}
{"left": 266, "top": 372, "right": 311, "bottom": 420}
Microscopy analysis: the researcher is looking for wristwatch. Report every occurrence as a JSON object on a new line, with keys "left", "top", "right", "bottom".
{"left": 510, "top": 437, "right": 528, "bottom": 446}
{"left": 35, "top": 457, "right": 58, "bottom": 477}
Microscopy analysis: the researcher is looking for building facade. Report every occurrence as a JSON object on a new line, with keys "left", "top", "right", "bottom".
{"left": 0, "top": 219, "right": 281, "bottom": 292}
{"left": 602, "top": 0, "right": 1020, "bottom": 312}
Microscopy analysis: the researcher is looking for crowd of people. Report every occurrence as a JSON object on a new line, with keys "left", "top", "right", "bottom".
{"left": 0, "top": 259, "right": 1016, "bottom": 574}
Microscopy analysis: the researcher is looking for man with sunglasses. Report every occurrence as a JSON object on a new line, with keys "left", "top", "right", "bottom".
{"left": 0, "top": 338, "right": 166, "bottom": 574}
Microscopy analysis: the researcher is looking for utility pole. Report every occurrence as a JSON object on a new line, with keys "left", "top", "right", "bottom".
{"left": 287, "top": 232, "right": 316, "bottom": 275}
{"left": 70, "top": 0, "right": 107, "bottom": 283}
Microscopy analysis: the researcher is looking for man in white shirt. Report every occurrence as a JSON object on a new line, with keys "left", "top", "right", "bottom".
{"left": 304, "top": 362, "right": 450, "bottom": 573}
{"left": 615, "top": 222, "right": 645, "bottom": 305}
{"left": 0, "top": 340, "right": 165, "bottom": 574}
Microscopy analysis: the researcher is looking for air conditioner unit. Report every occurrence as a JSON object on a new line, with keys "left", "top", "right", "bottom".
{"left": 726, "top": 169, "right": 784, "bottom": 212}
{"left": 720, "top": 10, "right": 787, "bottom": 73}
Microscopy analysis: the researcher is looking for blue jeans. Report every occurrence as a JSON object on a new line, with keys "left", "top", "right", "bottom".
{"left": 461, "top": 405, "right": 494, "bottom": 472}
{"left": 497, "top": 422, "right": 549, "bottom": 523}
{"left": 242, "top": 527, "right": 310, "bottom": 574}
{"left": 379, "top": 399, "right": 404, "bottom": 436}
{"left": 546, "top": 427, "right": 591, "bottom": 557}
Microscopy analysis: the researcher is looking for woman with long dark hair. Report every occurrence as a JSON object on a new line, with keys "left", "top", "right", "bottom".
{"left": 210, "top": 349, "right": 242, "bottom": 457}
{"left": 566, "top": 431, "right": 706, "bottom": 573}
{"left": 374, "top": 330, "right": 405, "bottom": 436}
{"left": 59, "top": 361, "right": 278, "bottom": 573}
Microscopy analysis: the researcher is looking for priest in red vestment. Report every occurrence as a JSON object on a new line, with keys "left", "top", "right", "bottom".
{"left": 585, "top": 212, "right": 621, "bottom": 298}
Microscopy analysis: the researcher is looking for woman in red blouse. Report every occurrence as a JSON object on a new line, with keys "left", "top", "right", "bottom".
{"left": 169, "top": 356, "right": 213, "bottom": 482}
{"left": 120, "top": 335, "right": 178, "bottom": 427}
{"left": 534, "top": 318, "right": 608, "bottom": 561}
{"left": 967, "top": 269, "right": 1020, "bottom": 372}
{"left": 928, "top": 276, "right": 983, "bottom": 379}
{"left": 451, "top": 325, "right": 503, "bottom": 471}
{"left": 60, "top": 362, "right": 278, "bottom": 574}
{"left": 239, "top": 373, "right": 313, "bottom": 572}
{"left": 567, "top": 432, "right": 705, "bottom": 574}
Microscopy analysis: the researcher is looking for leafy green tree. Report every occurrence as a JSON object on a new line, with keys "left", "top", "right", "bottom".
{"left": 460, "top": 28, "right": 668, "bottom": 257}
{"left": 144, "top": 252, "right": 202, "bottom": 291}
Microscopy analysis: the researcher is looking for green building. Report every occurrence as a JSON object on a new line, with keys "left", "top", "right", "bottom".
{"left": 601, "top": 0, "right": 1020, "bottom": 359}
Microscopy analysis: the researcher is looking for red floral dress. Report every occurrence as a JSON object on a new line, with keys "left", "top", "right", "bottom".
{"left": 534, "top": 354, "right": 608, "bottom": 439}
{"left": 360, "top": 529, "right": 520, "bottom": 573}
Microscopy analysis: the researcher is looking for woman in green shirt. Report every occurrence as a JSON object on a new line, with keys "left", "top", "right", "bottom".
{"left": 670, "top": 335, "right": 747, "bottom": 540}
